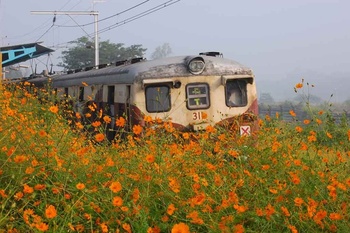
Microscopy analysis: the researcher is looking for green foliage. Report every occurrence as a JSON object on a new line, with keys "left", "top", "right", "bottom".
{"left": 58, "top": 36, "right": 147, "bottom": 70}
{"left": 1, "top": 81, "right": 350, "bottom": 232}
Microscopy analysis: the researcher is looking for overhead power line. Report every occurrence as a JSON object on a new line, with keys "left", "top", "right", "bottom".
{"left": 97, "top": 0, "right": 180, "bottom": 34}
{"left": 53, "top": 0, "right": 181, "bottom": 49}
{"left": 56, "top": 0, "right": 151, "bottom": 28}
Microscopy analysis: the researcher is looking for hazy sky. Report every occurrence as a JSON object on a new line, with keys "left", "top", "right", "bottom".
{"left": 1, "top": 0, "right": 350, "bottom": 100}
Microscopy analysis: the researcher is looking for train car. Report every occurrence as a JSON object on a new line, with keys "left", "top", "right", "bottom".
{"left": 28, "top": 51, "right": 258, "bottom": 138}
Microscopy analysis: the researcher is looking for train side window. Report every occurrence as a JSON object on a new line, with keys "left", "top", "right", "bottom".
{"left": 186, "top": 83, "right": 210, "bottom": 110}
{"left": 226, "top": 79, "right": 248, "bottom": 107}
{"left": 79, "top": 87, "right": 84, "bottom": 102}
{"left": 145, "top": 85, "right": 171, "bottom": 113}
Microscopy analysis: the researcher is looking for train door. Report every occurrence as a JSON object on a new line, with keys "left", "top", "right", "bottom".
{"left": 125, "top": 85, "right": 132, "bottom": 131}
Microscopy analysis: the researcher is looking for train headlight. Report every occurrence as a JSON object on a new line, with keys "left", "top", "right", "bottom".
{"left": 187, "top": 57, "right": 205, "bottom": 74}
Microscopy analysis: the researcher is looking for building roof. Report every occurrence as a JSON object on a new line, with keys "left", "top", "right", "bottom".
{"left": 0, "top": 42, "right": 54, "bottom": 67}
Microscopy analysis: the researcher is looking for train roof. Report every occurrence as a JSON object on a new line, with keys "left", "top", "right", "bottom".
{"left": 27, "top": 53, "right": 254, "bottom": 87}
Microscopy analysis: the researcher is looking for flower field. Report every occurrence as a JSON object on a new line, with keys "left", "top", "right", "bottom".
{"left": 0, "top": 82, "right": 349, "bottom": 232}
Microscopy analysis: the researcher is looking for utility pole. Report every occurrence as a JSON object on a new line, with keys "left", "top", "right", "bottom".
{"left": 31, "top": 11, "right": 100, "bottom": 67}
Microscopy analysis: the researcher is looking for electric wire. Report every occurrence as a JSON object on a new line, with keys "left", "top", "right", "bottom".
{"left": 53, "top": 0, "right": 181, "bottom": 49}
{"left": 56, "top": 0, "right": 151, "bottom": 28}
{"left": 5, "top": 0, "right": 81, "bottom": 42}
{"left": 98, "top": 0, "right": 180, "bottom": 34}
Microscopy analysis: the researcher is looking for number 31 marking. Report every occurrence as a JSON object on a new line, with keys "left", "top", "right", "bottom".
{"left": 192, "top": 112, "right": 202, "bottom": 120}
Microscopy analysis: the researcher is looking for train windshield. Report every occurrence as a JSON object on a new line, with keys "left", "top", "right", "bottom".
{"left": 186, "top": 83, "right": 210, "bottom": 110}
{"left": 145, "top": 85, "right": 171, "bottom": 112}
{"left": 225, "top": 79, "right": 248, "bottom": 107}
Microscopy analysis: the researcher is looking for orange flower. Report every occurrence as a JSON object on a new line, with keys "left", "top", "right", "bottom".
{"left": 103, "top": 115, "right": 111, "bottom": 124}
{"left": 36, "top": 222, "right": 49, "bottom": 232}
{"left": 14, "top": 191, "right": 24, "bottom": 200}
{"left": 13, "top": 155, "right": 27, "bottom": 163}
{"left": 186, "top": 211, "right": 204, "bottom": 224}
{"left": 289, "top": 110, "right": 296, "bottom": 117}
{"left": 38, "top": 130, "right": 47, "bottom": 137}
{"left": 0, "top": 189, "right": 7, "bottom": 198}
{"left": 326, "top": 132, "right": 332, "bottom": 139}
{"left": 168, "top": 177, "right": 180, "bottom": 193}
{"left": 329, "top": 212, "right": 342, "bottom": 220}
{"left": 91, "top": 121, "right": 101, "bottom": 128}
{"left": 269, "top": 189, "right": 278, "bottom": 194}
{"left": 122, "top": 223, "right": 132, "bottom": 233}
{"left": 100, "top": 223, "right": 108, "bottom": 233}
{"left": 133, "top": 124, "right": 143, "bottom": 135}
{"left": 49, "top": 105, "right": 59, "bottom": 114}
{"left": 167, "top": 203, "right": 176, "bottom": 215}
{"left": 34, "top": 184, "right": 46, "bottom": 190}
{"left": 313, "top": 210, "right": 327, "bottom": 224}
{"left": 45, "top": 205, "right": 57, "bottom": 219}
{"left": 144, "top": 115, "right": 153, "bottom": 123}
{"left": 265, "top": 204, "right": 275, "bottom": 220}
{"left": 234, "top": 204, "right": 248, "bottom": 213}
{"left": 303, "top": 119, "right": 310, "bottom": 124}
{"left": 146, "top": 154, "right": 155, "bottom": 163}
{"left": 294, "top": 197, "right": 304, "bottom": 207}
{"left": 182, "top": 133, "right": 190, "bottom": 140}
{"left": 147, "top": 226, "right": 161, "bottom": 233}
{"left": 132, "top": 188, "right": 140, "bottom": 203}
{"left": 295, "top": 83, "right": 303, "bottom": 89}
{"left": 256, "top": 208, "right": 264, "bottom": 216}
{"left": 95, "top": 133, "right": 105, "bottom": 142}
{"left": 116, "top": 117, "right": 126, "bottom": 127}
{"left": 288, "top": 225, "right": 298, "bottom": 233}
{"left": 295, "top": 126, "right": 303, "bottom": 133}
{"left": 281, "top": 206, "right": 291, "bottom": 217}
{"left": 112, "top": 196, "right": 123, "bottom": 207}
{"left": 205, "top": 125, "right": 216, "bottom": 133}
{"left": 76, "top": 183, "right": 85, "bottom": 190}
{"left": 171, "top": 222, "right": 190, "bottom": 233}
{"left": 109, "top": 181, "right": 122, "bottom": 193}
{"left": 289, "top": 172, "right": 300, "bottom": 185}
{"left": 23, "top": 184, "right": 34, "bottom": 194}
{"left": 234, "top": 224, "right": 245, "bottom": 233}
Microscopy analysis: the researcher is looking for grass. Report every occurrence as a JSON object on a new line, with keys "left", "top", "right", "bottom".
{"left": 0, "top": 81, "right": 349, "bottom": 232}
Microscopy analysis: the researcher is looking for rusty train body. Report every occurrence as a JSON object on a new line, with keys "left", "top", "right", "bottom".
{"left": 27, "top": 52, "right": 258, "bottom": 137}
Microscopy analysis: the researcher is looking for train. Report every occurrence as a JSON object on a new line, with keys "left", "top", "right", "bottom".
{"left": 22, "top": 51, "right": 258, "bottom": 139}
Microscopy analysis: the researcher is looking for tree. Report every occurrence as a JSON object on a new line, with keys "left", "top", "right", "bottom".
{"left": 58, "top": 37, "right": 147, "bottom": 70}
{"left": 293, "top": 94, "right": 323, "bottom": 105}
{"left": 259, "top": 93, "right": 275, "bottom": 104}
{"left": 150, "top": 43, "right": 172, "bottom": 60}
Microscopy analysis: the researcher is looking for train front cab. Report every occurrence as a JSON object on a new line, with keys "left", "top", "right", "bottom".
{"left": 137, "top": 74, "right": 258, "bottom": 136}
